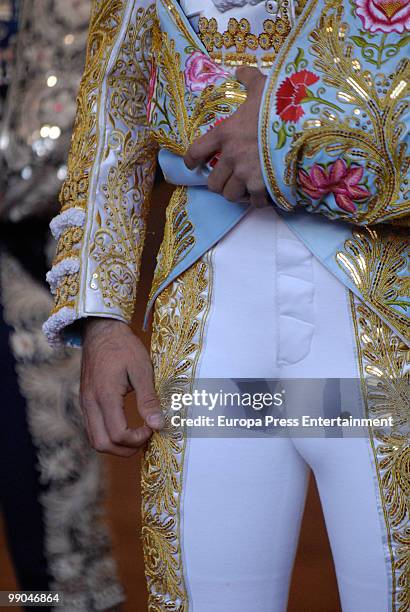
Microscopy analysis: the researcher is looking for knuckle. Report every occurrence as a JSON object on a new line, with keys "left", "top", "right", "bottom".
{"left": 189, "top": 143, "right": 200, "bottom": 159}
{"left": 109, "top": 429, "right": 126, "bottom": 445}
{"left": 235, "top": 167, "right": 247, "bottom": 182}
{"left": 140, "top": 393, "right": 160, "bottom": 411}
{"left": 134, "top": 428, "right": 151, "bottom": 445}
{"left": 92, "top": 440, "right": 110, "bottom": 453}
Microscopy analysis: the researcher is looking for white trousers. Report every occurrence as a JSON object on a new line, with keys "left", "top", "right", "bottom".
{"left": 146, "top": 207, "right": 394, "bottom": 612}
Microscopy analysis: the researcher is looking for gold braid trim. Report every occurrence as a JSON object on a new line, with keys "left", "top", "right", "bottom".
{"left": 142, "top": 254, "right": 213, "bottom": 611}
{"left": 295, "top": 0, "right": 309, "bottom": 16}
{"left": 260, "top": 0, "right": 316, "bottom": 211}
{"left": 350, "top": 294, "right": 410, "bottom": 612}
{"left": 336, "top": 227, "right": 409, "bottom": 345}
{"left": 158, "top": 0, "right": 199, "bottom": 49}
{"left": 148, "top": 186, "right": 195, "bottom": 305}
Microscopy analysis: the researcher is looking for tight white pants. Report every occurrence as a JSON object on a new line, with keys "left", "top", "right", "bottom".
{"left": 149, "top": 207, "right": 393, "bottom": 611}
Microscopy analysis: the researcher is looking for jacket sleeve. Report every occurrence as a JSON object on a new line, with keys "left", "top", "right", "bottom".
{"left": 258, "top": 0, "right": 410, "bottom": 226}
{"left": 43, "top": 0, "right": 158, "bottom": 346}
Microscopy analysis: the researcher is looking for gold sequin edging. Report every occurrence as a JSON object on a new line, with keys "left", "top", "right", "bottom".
{"left": 141, "top": 253, "right": 213, "bottom": 611}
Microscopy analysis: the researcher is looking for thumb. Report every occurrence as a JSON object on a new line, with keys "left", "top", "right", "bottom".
{"left": 129, "top": 366, "right": 165, "bottom": 430}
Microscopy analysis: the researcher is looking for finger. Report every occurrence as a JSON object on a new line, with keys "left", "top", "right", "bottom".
{"left": 128, "top": 364, "right": 165, "bottom": 430}
{"left": 99, "top": 391, "right": 155, "bottom": 448}
{"left": 207, "top": 159, "right": 232, "bottom": 195}
{"left": 235, "top": 66, "right": 261, "bottom": 88}
{"left": 81, "top": 394, "right": 139, "bottom": 457}
{"left": 184, "top": 128, "right": 222, "bottom": 170}
{"left": 79, "top": 390, "right": 94, "bottom": 445}
{"left": 249, "top": 187, "right": 270, "bottom": 208}
{"left": 222, "top": 175, "right": 248, "bottom": 203}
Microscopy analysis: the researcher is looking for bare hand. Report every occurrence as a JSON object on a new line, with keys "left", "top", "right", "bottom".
{"left": 184, "top": 66, "right": 269, "bottom": 207}
{"left": 80, "top": 318, "right": 164, "bottom": 457}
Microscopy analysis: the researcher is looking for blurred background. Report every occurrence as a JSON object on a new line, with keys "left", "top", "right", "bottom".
{"left": 0, "top": 1, "right": 341, "bottom": 609}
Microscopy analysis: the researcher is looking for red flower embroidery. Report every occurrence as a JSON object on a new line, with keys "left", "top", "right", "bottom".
{"left": 275, "top": 69, "right": 320, "bottom": 123}
{"left": 298, "top": 159, "right": 370, "bottom": 213}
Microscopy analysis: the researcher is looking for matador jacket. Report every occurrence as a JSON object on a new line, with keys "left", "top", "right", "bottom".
{"left": 43, "top": 0, "right": 409, "bottom": 347}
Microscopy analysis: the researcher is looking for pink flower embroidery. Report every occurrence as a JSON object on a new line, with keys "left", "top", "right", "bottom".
{"left": 184, "top": 51, "right": 230, "bottom": 93}
{"left": 146, "top": 60, "right": 158, "bottom": 122}
{"left": 298, "top": 159, "right": 370, "bottom": 213}
{"left": 355, "top": 0, "right": 410, "bottom": 33}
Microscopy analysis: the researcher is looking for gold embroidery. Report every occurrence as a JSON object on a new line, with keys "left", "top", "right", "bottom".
{"left": 287, "top": 3, "right": 409, "bottom": 224}
{"left": 50, "top": 0, "right": 127, "bottom": 318}
{"left": 295, "top": 0, "right": 309, "bottom": 16}
{"left": 60, "top": 0, "right": 126, "bottom": 216}
{"left": 142, "top": 254, "right": 213, "bottom": 611}
{"left": 159, "top": 0, "right": 199, "bottom": 49}
{"left": 350, "top": 294, "right": 410, "bottom": 612}
{"left": 50, "top": 1, "right": 158, "bottom": 324}
{"left": 210, "top": 51, "right": 260, "bottom": 67}
{"left": 151, "top": 26, "right": 247, "bottom": 155}
{"left": 53, "top": 226, "right": 84, "bottom": 265}
{"left": 336, "top": 227, "right": 409, "bottom": 344}
{"left": 148, "top": 186, "right": 195, "bottom": 305}
{"left": 109, "top": 5, "right": 156, "bottom": 129}
{"left": 260, "top": 0, "right": 410, "bottom": 224}
{"left": 88, "top": 4, "right": 157, "bottom": 319}
{"left": 90, "top": 132, "right": 155, "bottom": 318}
{"left": 51, "top": 274, "right": 80, "bottom": 314}
{"left": 198, "top": 15, "right": 292, "bottom": 68}
{"left": 260, "top": 0, "right": 315, "bottom": 211}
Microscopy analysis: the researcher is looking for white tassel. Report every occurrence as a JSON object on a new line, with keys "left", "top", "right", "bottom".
{"left": 46, "top": 258, "right": 80, "bottom": 294}
{"left": 42, "top": 307, "right": 79, "bottom": 348}
{"left": 50, "top": 208, "right": 85, "bottom": 239}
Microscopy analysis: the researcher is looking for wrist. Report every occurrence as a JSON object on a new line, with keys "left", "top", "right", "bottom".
{"left": 83, "top": 317, "right": 130, "bottom": 342}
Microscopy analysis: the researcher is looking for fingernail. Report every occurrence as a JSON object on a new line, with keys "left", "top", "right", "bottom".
{"left": 147, "top": 413, "right": 165, "bottom": 428}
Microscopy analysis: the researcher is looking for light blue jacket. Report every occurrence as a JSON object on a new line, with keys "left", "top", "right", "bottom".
{"left": 43, "top": 0, "right": 409, "bottom": 346}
